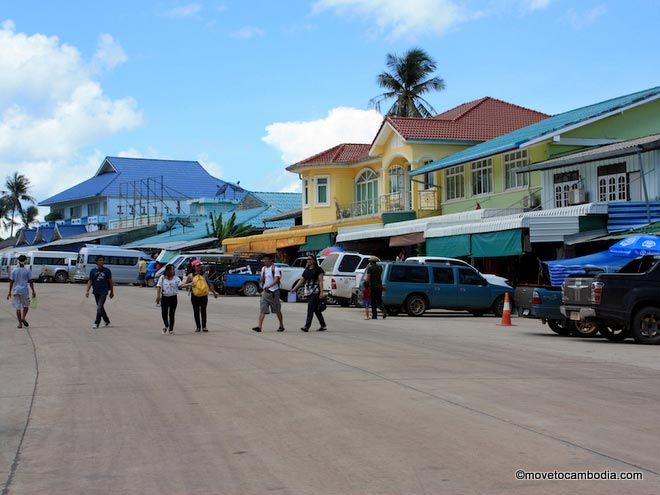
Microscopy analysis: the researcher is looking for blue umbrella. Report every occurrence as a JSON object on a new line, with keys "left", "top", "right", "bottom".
{"left": 609, "top": 235, "right": 660, "bottom": 257}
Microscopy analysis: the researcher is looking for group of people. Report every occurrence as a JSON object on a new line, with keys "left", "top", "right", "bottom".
{"left": 7, "top": 251, "right": 388, "bottom": 334}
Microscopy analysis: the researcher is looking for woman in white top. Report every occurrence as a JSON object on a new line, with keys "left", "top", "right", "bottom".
{"left": 156, "top": 264, "right": 182, "bottom": 335}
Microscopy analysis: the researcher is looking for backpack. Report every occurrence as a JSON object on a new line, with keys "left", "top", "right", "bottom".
{"left": 192, "top": 274, "right": 210, "bottom": 297}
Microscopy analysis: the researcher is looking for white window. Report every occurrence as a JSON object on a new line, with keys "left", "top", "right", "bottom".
{"left": 69, "top": 205, "right": 82, "bottom": 219}
{"left": 445, "top": 165, "right": 465, "bottom": 201}
{"left": 471, "top": 158, "right": 493, "bottom": 196}
{"left": 553, "top": 171, "right": 579, "bottom": 208}
{"left": 355, "top": 169, "right": 379, "bottom": 215}
{"left": 504, "top": 150, "right": 529, "bottom": 189}
{"left": 303, "top": 179, "right": 309, "bottom": 207}
{"left": 87, "top": 203, "right": 99, "bottom": 216}
{"left": 315, "top": 176, "right": 329, "bottom": 206}
{"left": 389, "top": 165, "right": 404, "bottom": 193}
{"left": 598, "top": 163, "right": 627, "bottom": 202}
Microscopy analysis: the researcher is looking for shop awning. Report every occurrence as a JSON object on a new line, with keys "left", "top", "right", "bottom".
{"left": 222, "top": 224, "right": 336, "bottom": 252}
{"left": 276, "top": 236, "right": 306, "bottom": 249}
{"left": 426, "top": 234, "right": 471, "bottom": 257}
{"left": 389, "top": 232, "right": 425, "bottom": 247}
{"left": 300, "top": 233, "right": 333, "bottom": 252}
{"left": 471, "top": 229, "right": 523, "bottom": 257}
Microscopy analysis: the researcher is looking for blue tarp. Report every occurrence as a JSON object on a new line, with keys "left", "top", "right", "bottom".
{"left": 546, "top": 252, "right": 632, "bottom": 287}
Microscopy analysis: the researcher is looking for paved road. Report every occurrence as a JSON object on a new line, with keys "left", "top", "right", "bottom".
{"left": 2, "top": 284, "right": 659, "bottom": 495}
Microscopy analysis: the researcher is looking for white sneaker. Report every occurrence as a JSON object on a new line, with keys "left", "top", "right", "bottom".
{"left": 92, "top": 324, "right": 99, "bottom": 329}
{"left": 169, "top": 330, "right": 174, "bottom": 335}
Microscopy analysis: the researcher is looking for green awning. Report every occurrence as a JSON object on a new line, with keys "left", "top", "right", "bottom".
{"left": 299, "top": 233, "right": 333, "bottom": 252}
{"left": 471, "top": 229, "right": 523, "bottom": 257}
{"left": 426, "top": 234, "right": 471, "bottom": 257}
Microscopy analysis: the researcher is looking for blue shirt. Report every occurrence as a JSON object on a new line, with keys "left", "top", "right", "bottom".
{"left": 90, "top": 267, "right": 113, "bottom": 295}
{"left": 11, "top": 267, "right": 33, "bottom": 295}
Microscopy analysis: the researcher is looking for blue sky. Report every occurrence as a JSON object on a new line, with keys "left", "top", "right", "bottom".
{"left": 1, "top": 0, "right": 659, "bottom": 203}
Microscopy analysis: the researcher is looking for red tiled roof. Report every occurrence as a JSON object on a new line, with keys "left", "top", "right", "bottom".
{"left": 287, "top": 143, "right": 372, "bottom": 170}
{"left": 380, "top": 97, "right": 549, "bottom": 142}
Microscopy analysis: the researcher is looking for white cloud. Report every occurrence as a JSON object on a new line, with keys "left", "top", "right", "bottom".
{"left": 567, "top": 4, "right": 607, "bottom": 30}
{"left": 231, "top": 26, "right": 265, "bottom": 39}
{"left": 163, "top": 3, "right": 202, "bottom": 18}
{"left": 313, "top": 0, "right": 475, "bottom": 38}
{"left": 196, "top": 152, "right": 225, "bottom": 180}
{"left": 0, "top": 21, "right": 142, "bottom": 207}
{"left": 92, "top": 33, "right": 127, "bottom": 72}
{"left": 262, "top": 106, "right": 383, "bottom": 164}
{"left": 527, "top": 0, "right": 550, "bottom": 10}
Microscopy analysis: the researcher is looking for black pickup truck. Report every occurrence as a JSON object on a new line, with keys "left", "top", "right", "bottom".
{"left": 561, "top": 255, "right": 660, "bottom": 344}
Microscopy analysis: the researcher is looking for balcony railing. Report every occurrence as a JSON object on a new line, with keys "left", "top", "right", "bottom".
{"left": 380, "top": 192, "right": 410, "bottom": 213}
{"left": 336, "top": 198, "right": 380, "bottom": 219}
{"left": 108, "top": 214, "right": 163, "bottom": 230}
{"left": 418, "top": 190, "right": 438, "bottom": 211}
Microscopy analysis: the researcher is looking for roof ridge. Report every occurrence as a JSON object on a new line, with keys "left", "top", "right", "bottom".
{"left": 105, "top": 156, "right": 202, "bottom": 164}
{"left": 480, "top": 96, "right": 549, "bottom": 117}
{"left": 437, "top": 97, "right": 489, "bottom": 121}
{"left": 554, "top": 85, "right": 660, "bottom": 117}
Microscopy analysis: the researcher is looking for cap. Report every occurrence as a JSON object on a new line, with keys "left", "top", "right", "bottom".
{"left": 369, "top": 256, "right": 379, "bottom": 262}
{"left": 191, "top": 259, "right": 202, "bottom": 267}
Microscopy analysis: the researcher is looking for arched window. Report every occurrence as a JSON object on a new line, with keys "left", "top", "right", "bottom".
{"left": 355, "top": 169, "right": 378, "bottom": 215}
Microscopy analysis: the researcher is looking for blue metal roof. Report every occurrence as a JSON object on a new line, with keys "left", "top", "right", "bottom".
{"left": 39, "top": 226, "right": 56, "bottom": 243}
{"left": 250, "top": 191, "right": 301, "bottom": 213}
{"left": 39, "top": 157, "right": 243, "bottom": 206}
{"left": 56, "top": 224, "right": 88, "bottom": 238}
{"left": 411, "top": 86, "right": 660, "bottom": 176}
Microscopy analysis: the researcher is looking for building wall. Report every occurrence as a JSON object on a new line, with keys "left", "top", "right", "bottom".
{"left": 540, "top": 149, "right": 660, "bottom": 208}
{"left": 301, "top": 167, "right": 362, "bottom": 225}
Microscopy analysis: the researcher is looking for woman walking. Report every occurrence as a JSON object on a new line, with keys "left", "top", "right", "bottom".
{"left": 292, "top": 255, "right": 327, "bottom": 332}
{"left": 181, "top": 260, "right": 219, "bottom": 332}
{"left": 155, "top": 264, "right": 181, "bottom": 335}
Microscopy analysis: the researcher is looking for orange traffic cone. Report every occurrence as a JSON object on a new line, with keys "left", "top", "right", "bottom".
{"left": 497, "top": 292, "right": 515, "bottom": 326}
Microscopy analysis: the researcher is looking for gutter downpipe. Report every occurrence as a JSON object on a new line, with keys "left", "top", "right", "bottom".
{"left": 637, "top": 148, "right": 651, "bottom": 224}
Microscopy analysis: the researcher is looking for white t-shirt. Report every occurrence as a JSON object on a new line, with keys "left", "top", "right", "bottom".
{"left": 157, "top": 275, "right": 182, "bottom": 297}
{"left": 261, "top": 265, "right": 281, "bottom": 292}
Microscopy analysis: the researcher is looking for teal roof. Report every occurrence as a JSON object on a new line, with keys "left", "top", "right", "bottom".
{"left": 411, "top": 86, "right": 660, "bottom": 176}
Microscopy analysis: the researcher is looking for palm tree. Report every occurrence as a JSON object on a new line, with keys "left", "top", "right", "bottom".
{"left": 369, "top": 48, "right": 446, "bottom": 118}
{"left": 0, "top": 196, "right": 13, "bottom": 232}
{"left": 2, "top": 172, "right": 36, "bottom": 237}
{"left": 206, "top": 211, "right": 255, "bottom": 246}
{"left": 21, "top": 205, "right": 39, "bottom": 229}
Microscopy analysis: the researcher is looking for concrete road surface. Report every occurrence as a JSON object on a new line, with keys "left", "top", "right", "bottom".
{"left": 1, "top": 284, "right": 659, "bottom": 495}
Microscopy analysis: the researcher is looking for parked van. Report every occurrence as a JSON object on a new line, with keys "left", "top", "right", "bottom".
{"left": 74, "top": 245, "right": 150, "bottom": 284}
{"left": 320, "top": 252, "right": 372, "bottom": 306}
{"left": 154, "top": 253, "right": 229, "bottom": 279}
{"left": 381, "top": 262, "right": 513, "bottom": 317}
{"left": 0, "top": 252, "right": 14, "bottom": 280}
{"left": 17, "top": 250, "right": 78, "bottom": 283}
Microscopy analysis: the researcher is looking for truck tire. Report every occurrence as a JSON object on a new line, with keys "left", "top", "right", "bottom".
{"left": 631, "top": 306, "right": 660, "bottom": 345}
{"left": 491, "top": 296, "right": 505, "bottom": 318}
{"left": 325, "top": 294, "right": 337, "bottom": 305}
{"left": 54, "top": 271, "right": 68, "bottom": 283}
{"left": 405, "top": 294, "right": 427, "bottom": 317}
{"left": 146, "top": 278, "right": 156, "bottom": 288}
{"left": 242, "top": 282, "right": 259, "bottom": 297}
{"left": 599, "top": 325, "right": 630, "bottom": 342}
{"left": 338, "top": 298, "right": 350, "bottom": 307}
{"left": 572, "top": 319, "right": 601, "bottom": 338}
{"left": 547, "top": 319, "right": 572, "bottom": 336}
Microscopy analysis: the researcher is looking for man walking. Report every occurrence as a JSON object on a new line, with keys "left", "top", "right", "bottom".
{"left": 7, "top": 255, "right": 37, "bottom": 329}
{"left": 85, "top": 255, "right": 114, "bottom": 328}
{"left": 252, "top": 254, "right": 285, "bottom": 332}
{"left": 365, "top": 256, "right": 386, "bottom": 320}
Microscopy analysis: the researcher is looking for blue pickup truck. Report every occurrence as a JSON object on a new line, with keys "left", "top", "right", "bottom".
{"left": 381, "top": 262, "right": 513, "bottom": 317}
{"left": 514, "top": 285, "right": 572, "bottom": 335}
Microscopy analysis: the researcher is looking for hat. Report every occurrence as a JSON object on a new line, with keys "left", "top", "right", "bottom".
{"left": 191, "top": 259, "right": 202, "bottom": 267}
{"left": 18, "top": 254, "right": 28, "bottom": 263}
{"left": 369, "top": 256, "right": 379, "bottom": 262}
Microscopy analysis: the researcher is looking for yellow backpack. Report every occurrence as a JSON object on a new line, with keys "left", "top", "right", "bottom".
{"left": 192, "top": 274, "right": 210, "bottom": 297}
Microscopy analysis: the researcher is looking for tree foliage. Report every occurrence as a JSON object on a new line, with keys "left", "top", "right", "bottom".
{"left": 206, "top": 211, "right": 255, "bottom": 245}
{"left": 370, "top": 48, "right": 445, "bottom": 118}
{"left": 2, "top": 172, "right": 37, "bottom": 237}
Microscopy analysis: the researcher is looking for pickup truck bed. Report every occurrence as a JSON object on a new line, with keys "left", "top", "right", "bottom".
{"left": 515, "top": 285, "right": 571, "bottom": 335}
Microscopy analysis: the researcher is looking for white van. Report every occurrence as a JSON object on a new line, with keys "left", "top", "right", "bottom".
{"left": 320, "top": 252, "right": 372, "bottom": 306}
{"left": 0, "top": 252, "right": 13, "bottom": 280}
{"left": 18, "top": 250, "right": 78, "bottom": 283}
{"left": 154, "top": 253, "right": 230, "bottom": 279}
{"left": 74, "top": 245, "right": 150, "bottom": 284}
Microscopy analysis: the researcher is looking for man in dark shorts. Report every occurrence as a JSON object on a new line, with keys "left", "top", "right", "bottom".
{"left": 365, "top": 256, "right": 386, "bottom": 320}
{"left": 85, "top": 256, "right": 114, "bottom": 328}
{"left": 252, "top": 254, "right": 284, "bottom": 332}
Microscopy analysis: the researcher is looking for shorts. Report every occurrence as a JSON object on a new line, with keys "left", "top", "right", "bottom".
{"left": 362, "top": 298, "right": 371, "bottom": 309}
{"left": 12, "top": 294, "right": 30, "bottom": 310}
{"left": 260, "top": 290, "right": 281, "bottom": 314}
{"left": 138, "top": 273, "right": 146, "bottom": 281}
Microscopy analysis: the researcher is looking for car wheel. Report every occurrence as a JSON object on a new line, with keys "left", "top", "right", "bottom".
{"left": 146, "top": 278, "right": 156, "bottom": 288}
{"left": 242, "top": 282, "right": 259, "bottom": 297}
{"left": 325, "top": 294, "right": 337, "bottom": 305}
{"left": 385, "top": 306, "right": 401, "bottom": 316}
{"left": 599, "top": 325, "right": 630, "bottom": 342}
{"left": 54, "top": 271, "right": 68, "bottom": 283}
{"left": 338, "top": 298, "right": 350, "bottom": 307}
{"left": 405, "top": 294, "right": 427, "bottom": 317}
{"left": 631, "top": 306, "right": 660, "bottom": 344}
{"left": 491, "top": 296, "right": 505, "bottom": 318}
{"left": 572, "top": 319, "right": 601, "bottom": 338}
{"left": 547, "top": 319, "right": 572, "bottom": 336}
